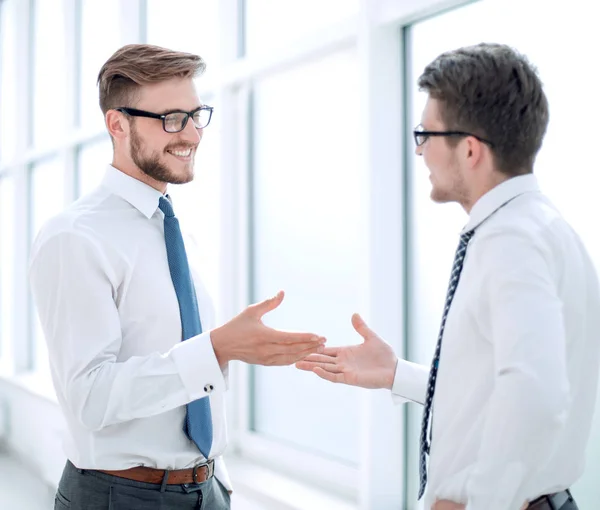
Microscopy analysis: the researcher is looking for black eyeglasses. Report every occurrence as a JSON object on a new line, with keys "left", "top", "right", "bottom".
{"left": 413, "top": 124, "right": 494, "bottom": 148}
{"left": 115, "top": 106, "right": 214, "bottom": 133}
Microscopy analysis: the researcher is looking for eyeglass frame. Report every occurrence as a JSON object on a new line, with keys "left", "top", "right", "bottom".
{"left": 413, "top": 124, "right": 494, "bottom": 148}
{"left": 114, "top": 105, "right": 214, "bottom": 133}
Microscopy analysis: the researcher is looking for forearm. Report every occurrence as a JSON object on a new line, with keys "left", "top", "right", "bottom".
{"left": 59, "top": 332, "right": 226, "bottom": 431}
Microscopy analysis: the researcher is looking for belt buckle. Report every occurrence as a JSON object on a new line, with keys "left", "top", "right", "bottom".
{"left": 192, "top": 460, "right": 212, "bottom": 484}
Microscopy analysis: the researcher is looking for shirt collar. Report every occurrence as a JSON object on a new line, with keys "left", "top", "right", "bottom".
{"left": 101, "top": 165, "right": 165, "bottom": 219}
{"left": 463, "top": 174, "right": 540, "bottom": 233}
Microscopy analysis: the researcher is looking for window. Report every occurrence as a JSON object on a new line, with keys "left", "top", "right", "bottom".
{"left": 0, "top": 0, "right": 18, "bottom": 163}
{"left": 79, "top": 0, "right": 121, "bottom": 130}
{"left": 32, "top": 0, "right": 67, "bottom": 148}
{"left": 249, "top": 49, "right": 365, "bottom": 467}
{"left": 0, "top": 177, "right": 15, "bottom": 363}
{"left": 29, "top": 157, "right": 65, "bottom": 372}
{"left": 77, "top": 137, "right": 113, "bottom": 196}
{"left": 244, "top": 0, "right": 359, "bottom": 55}
{"left": 146, "top": 0, "right": 220, "bottom": 81}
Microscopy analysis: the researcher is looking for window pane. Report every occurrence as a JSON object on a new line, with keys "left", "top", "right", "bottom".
{"left": 0, "top": 176, "right": 15, "bottom": 361}
{"left": 245, "top": 0, "right": 359, "bottom": 56}
{"left": 167, "top": 96, "right": 221, "bottom": 314}
{"left": 251, "top": 50, "right": 364, "bottom": 464}
{"left": 77, "top": 137, "right": 112, "bottom": 196}
{"left": 146, "top": 0, "right": 219, "bottom": 82}
{"left": 408, "top": 0, "right": 599, "bottom": 505}
{"left": 79, "top": 0, "right": 121, "bottom": 129}
{"left": 0, "top": 0, "right": 18, "bottom": 162}
{"left": 30, "top": 157, "right": 65, "bottom": 372}
{"left": 32, "top": 0, "right": 67, "bottom": 148}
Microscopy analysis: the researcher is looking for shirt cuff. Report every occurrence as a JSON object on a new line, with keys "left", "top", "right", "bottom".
{"left": 170, "top": 332, "right": 227, "bottom": 402}
{"left": 391, "top": 359, "right": 429, "bottom": 405}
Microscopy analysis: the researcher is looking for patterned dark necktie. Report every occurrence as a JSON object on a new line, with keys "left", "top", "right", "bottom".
{"left": 418, "top": 229, "right": 475, "bottom": 499}
{"left": 159, "top": 196, "right": 213, "bottom": 459}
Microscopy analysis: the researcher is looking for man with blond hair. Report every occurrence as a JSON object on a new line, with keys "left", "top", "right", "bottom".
{"left": 30, "top": 44, "right": 326, "bottom": 510}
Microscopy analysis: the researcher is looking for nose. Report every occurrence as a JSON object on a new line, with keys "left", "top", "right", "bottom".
{"left": 180, "top": 116, "right": 202, "bottom": 144}
{"left": 415, "top": 143, "right": 423, "bottom": 157}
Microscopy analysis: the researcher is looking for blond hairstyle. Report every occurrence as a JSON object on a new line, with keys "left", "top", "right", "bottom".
{"left": 97, "top": 44, "right": 206, "bottom": 114}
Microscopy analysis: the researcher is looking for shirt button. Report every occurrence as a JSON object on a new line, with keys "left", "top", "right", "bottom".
{"left": 204, "top": 384, "right": 214, "bottom": 393}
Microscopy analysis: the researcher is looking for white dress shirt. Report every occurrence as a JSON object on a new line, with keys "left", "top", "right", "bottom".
{"left": 29, "top": 165, "right": 231, "bottom": 490}
{"left": 392, "top": 174, "right": 600, "bottom": 510}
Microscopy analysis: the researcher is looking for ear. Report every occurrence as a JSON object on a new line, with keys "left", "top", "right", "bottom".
{"left": 464, "top": 136, "right": 484, "bottom": 169}
{"left": 105, "top": 110, "right": 129, "bottom": 141}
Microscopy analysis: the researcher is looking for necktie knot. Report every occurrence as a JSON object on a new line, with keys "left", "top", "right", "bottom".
{"left": 159, "top": 196, "right": 175, "bottom": 218}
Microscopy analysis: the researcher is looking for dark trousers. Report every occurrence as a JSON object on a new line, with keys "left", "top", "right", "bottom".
{"left": 529, "top": 490, "right": 578, "bottom": 510}
{"left": 54, "top": 460, "right": 230, "bottom": 510}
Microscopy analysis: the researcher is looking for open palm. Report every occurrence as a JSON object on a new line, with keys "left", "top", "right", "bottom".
{"left": 295, "top": 313, "right": 398, "bottom": 390}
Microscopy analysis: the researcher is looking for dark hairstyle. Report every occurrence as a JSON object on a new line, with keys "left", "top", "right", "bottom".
{"left": 418, "top": 43, "right": 549, "bottom": 176}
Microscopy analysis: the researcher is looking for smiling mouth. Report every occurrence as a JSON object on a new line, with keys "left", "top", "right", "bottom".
{"left": 167, "top": 148, "right": 192, "bottom": 157}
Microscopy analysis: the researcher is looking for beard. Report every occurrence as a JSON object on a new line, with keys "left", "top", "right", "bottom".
{"left": 429, "top": 154, "right": 469, "bottom": 205}
{"left": 130, "top": 123, "right": 195, "bottom": 185}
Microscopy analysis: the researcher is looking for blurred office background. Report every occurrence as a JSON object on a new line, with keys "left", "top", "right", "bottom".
{"left": 0, "top": 0, "right": 599, "bottom": 508}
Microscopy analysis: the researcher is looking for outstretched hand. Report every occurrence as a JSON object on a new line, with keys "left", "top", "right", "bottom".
{"left": 295, "top": 313, "right": 397, "bottom": 390}
{"left": 211, "top": 291, "right": 326, "bottom": 367}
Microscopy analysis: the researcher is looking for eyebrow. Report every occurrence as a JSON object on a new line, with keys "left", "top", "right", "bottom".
{"left": 156, "top": 106, "right": 204, "bottom": 115}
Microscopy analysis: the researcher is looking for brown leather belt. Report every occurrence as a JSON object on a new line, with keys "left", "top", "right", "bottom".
{"left": 98, "top": 459, "right": 214, "bottom": 485}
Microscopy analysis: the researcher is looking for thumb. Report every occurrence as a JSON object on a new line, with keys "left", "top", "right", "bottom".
{"left": 252, "top": 290, "right": 285, "bottom": 318}
{"left": 351, "top": 313, "right": 374, "bottom": 342}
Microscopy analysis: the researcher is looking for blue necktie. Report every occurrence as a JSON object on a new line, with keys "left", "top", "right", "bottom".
{"left": 418, "top": 229, "right": 474, "bottom": 499}
{"left": 159, "top": 196, "right": 213, "bottom": 459}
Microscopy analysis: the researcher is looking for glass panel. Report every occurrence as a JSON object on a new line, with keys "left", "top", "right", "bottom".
{"left": 146, "top": 0, "right": 219, "bottom": 82}
{"left": 408, "top": 0, "right": 600, "bottom": 505}
{"left": 245, "top": 0, "right": 359, "bottom": 56}
{"left": 30, "top": 157, "right": 65, "bottom": 372}
{"left": 0, "top": 176, "right": 15, "bottom": 361}
{"left": 79, "top": 0, "right": 121, "bottom": 129}
{"left": 32, "top": 0, "right": 67, "bottom": 148}
{"left": 0, "top": 0, "right": 18, "bottom": 162}
{"left": 250, "top": 50, "right": 364, "bottom": 464}
{"left": 77, "top": 137, "right": 113, "bottom": 196}
{"left": 167, "top": 96, "right": 221, "bottom": 313}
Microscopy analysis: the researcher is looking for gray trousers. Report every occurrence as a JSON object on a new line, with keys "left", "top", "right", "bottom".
{"left": 54, "top": 460, "right": 230, "bottom": 510}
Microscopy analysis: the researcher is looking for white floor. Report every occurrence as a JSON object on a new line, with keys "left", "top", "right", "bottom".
{"left": 0, "top": 452, "right": 265, "bottom": 510}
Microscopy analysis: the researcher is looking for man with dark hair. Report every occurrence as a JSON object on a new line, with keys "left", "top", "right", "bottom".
{"left": 297, "top": 43, "right": 599, "bottom": 510}
{"left": 30, "top": 44, "right": 326, "bottom": 510}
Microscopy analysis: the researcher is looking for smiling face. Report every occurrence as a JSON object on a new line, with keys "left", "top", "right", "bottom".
{"left": 129, "top": 77, "right": 202, "bottom": 186}
{"left": 108, "top": 77, "right": 204, "bottom": 191}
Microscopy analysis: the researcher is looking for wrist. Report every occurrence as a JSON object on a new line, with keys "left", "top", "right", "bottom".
{"left": 210, "top": 326, "right": 232, "bottom": 365}
{"left": 385, "top": 356, "right": 399, "bottom": 390}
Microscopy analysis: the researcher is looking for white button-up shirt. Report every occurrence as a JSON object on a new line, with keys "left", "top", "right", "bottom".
{"left": 392, "top": 175, "right": 600, "bottom": 510}
{"left": 29, "top": 165, "right": 231, "bottom": 489}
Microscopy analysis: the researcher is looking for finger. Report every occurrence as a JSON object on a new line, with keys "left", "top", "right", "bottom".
{"left": 270, "top": 344, "right": 327, "bottom": 366}
{"left": 295, "top": 360, "right": 343, "bottom": 373}
{"left": 313, "top": 366, "right": 345, "bottom": 384}
{"left": 250, "top": 290, "right": 284, "bottom": 318}
{"left": 351, "top": 313, "right": 374, "bottom": 341}
{"left": 269, "top": 330, "right": 327, "bottom": 346}
{"left": 297, "top": 353, "right": 338, "bottom": 364}
{"left": 273, "top": 340, "right": 325, "bottom": 356}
